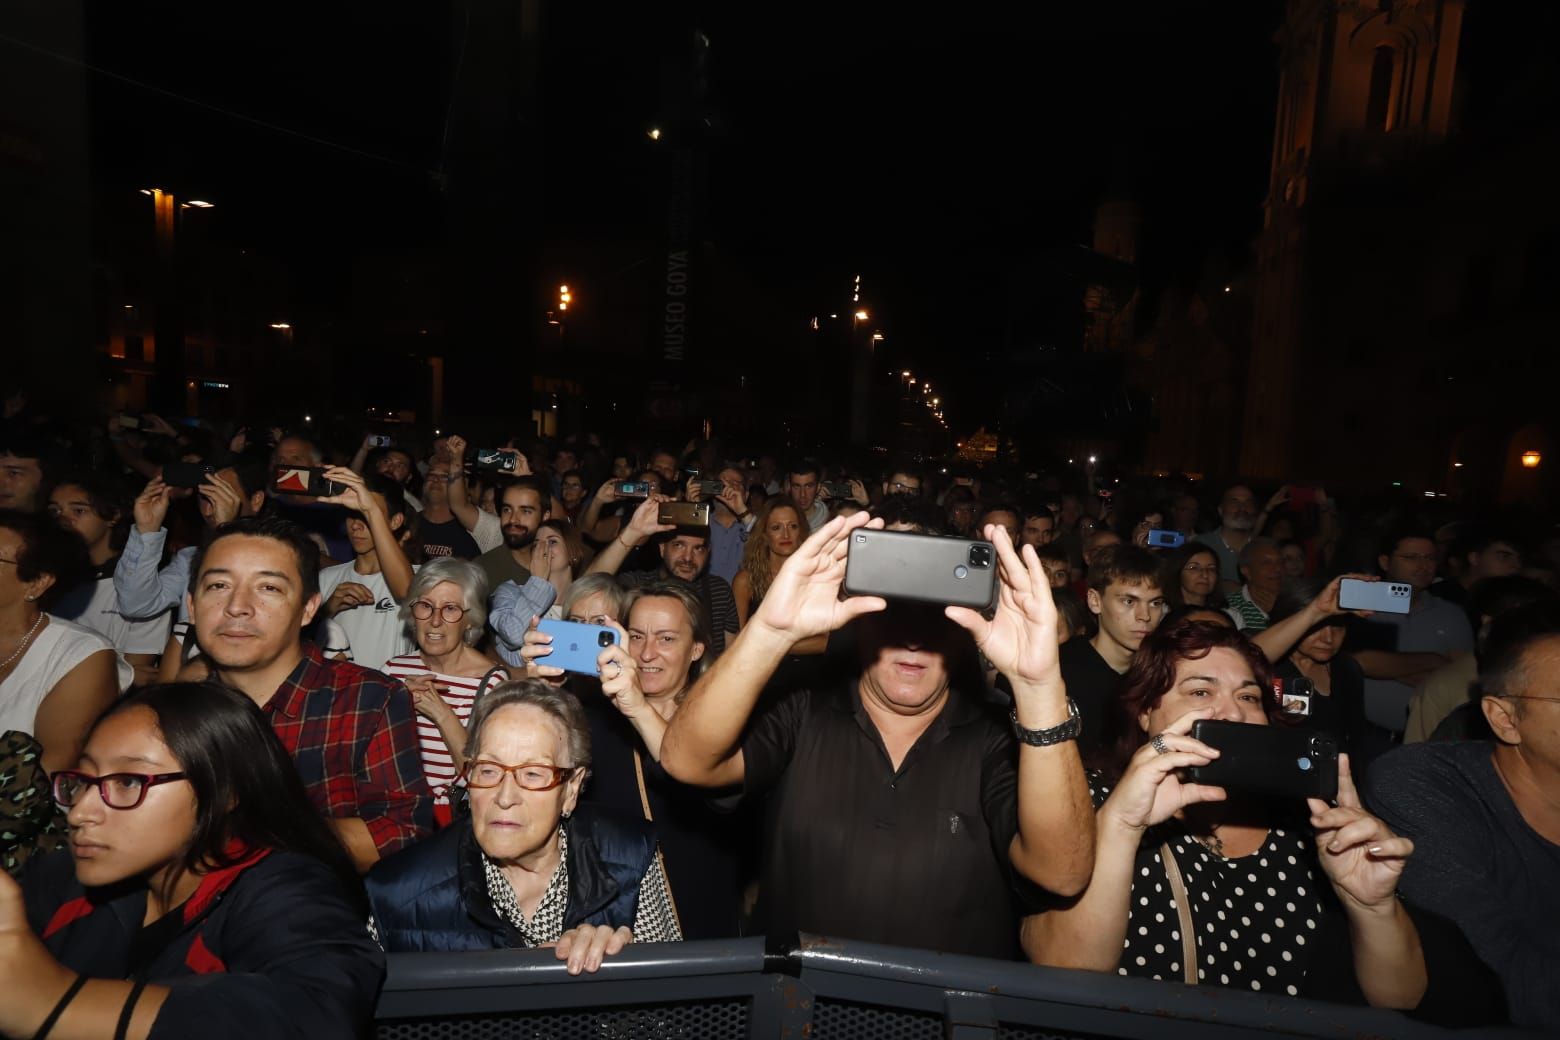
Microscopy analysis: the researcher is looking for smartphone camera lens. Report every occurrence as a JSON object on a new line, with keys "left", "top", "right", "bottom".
{"left": 597, "top": 631, "right": 614, "bottom": 647}
{"left": 968, "top": 544, "right": 993, "bottom": 568}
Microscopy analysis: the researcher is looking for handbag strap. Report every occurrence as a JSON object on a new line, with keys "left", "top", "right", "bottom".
{"left": 1159, "top": 842, "right": 1199, "bottom": 985}
{"left": 474, "top": 665, "right": 509, "bottom": 700}
{"left": 632, "top": 749, "right": 684, "bottom": 936}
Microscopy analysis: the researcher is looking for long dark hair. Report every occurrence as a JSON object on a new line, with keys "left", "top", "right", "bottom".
{"left": 1093, "top": 619, "right": 1278, "bottom": 782}
{"left": 97, "top": 682, "right": 359, "bottom": 905}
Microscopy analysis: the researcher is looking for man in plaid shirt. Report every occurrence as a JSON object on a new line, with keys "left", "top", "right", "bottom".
{"left": 188, "top": 513, "right": 434, "bottom": 871}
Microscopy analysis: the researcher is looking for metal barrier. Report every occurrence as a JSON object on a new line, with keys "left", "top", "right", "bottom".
{"left": 376, "top": 935, "right": 1530, "bottom": 1039}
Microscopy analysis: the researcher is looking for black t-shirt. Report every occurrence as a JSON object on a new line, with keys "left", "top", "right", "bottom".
{"left": 1059, "top": 638, "right": 1124, "bottom": 755}
{"left": 739, "top": 682, "right": 1029, "bottom": 959}
{"left": 577, "top": 691, "right": 746, "bottom": 940}
{"left": 417, "top": 516, "right": 479, "bottom": 561}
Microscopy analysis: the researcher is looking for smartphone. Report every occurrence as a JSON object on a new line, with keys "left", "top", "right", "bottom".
{"left": 1275, "top": 676, "right": 1316, "bottom": 718}
{"left": 535, "top": 619, "right": 622, "bottom": 677}
{"left": 822, "top": 480, "right": 854, "bottom": 499}
{"left": 613, "top": 480, "right": 652, "bottom": 499}
{"left": 271, "top": 465, "right": 347, "bottom": 498}
{"left": 843, "top": 529, "right": 997, "bottom": 611}
{"left": 475, "top": 449, "right": 519, "bottom": 473}
{"left": 1185, "top": 720, "right": 1339, "bottom": 802}
{"left": 1287, "top": 486, "right": 1317, "bottom": 511}
{"left": 162, "top": 462, "right": 215, "bottom": 489}
{"left": 367, "top": 434, "right": 394, "bottom": 448}
{"left": 658, "top": 501, "right": 711, "bottom": 527}
{"left": 1146, "top": 529, "right": 1185, "bottom": 549}
{"left": 693, "top": 480, "right": 723, "bottom": 500}
{"left": 116, "top": 413, "right": 142, "bottom": 430}
{"left": 1338, "top": 578, "right": 1412, "bottom": 614}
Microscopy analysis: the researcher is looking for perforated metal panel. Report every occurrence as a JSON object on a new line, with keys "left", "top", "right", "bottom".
{"left": 376, "top": 999, "right": 748, "bottom": 1040}
{"left": 808, "top": 998, "right": 943, "bottom": 1040}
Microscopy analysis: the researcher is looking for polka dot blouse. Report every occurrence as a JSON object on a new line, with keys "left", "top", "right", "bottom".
{"left": 1095, "top": 777, "right": 1328, "bottom": 995}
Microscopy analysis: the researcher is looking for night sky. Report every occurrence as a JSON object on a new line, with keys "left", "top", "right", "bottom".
{"left": 80, "top": 2, "right": 1286, "bottom": 432}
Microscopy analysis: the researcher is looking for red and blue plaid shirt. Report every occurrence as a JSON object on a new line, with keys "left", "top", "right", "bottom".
{"left": 262, "top": 644, "right": 434, "bottom": 856}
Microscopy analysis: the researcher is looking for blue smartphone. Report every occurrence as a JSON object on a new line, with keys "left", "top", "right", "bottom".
{"left": 535, "top": 619, "right": 622, "bottom": 676}
{"left": 1146, "top": 529, "right": 1185, "bottom": 549}
{"left": 1337, "top": 579, "right": 1412, "bottom": 614}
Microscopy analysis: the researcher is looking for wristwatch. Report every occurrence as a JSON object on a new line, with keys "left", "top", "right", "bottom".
{"left": 1010, "top": 697, "right": 1082, "bottom": 747}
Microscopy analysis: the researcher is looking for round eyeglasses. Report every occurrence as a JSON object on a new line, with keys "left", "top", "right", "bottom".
{"left": 463, "top": 761, "right": 578, "bottom": 791}
{"left": 411, "top": 601, "right": 467, "bottom": 623}
{"left": 52, "top": 770, "right": 189, "bottom": 810}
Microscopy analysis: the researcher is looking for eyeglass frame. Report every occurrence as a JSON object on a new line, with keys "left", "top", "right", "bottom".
{"left": 410, "top": 600, "right": 468, "bottom": 623}
{"left": 462, "top": 760, "right": 579, "bottom": 792}
{"left": 52, "top": 770, "right": 189, "bottom": 810}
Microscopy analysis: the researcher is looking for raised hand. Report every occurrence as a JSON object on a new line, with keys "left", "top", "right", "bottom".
{"left": 133, "top": 477, "right": 173, "bottom": 534}
{"left": 198, "top": 472, "right": 244, "bottom": 526}
{"left": 519, "top": 615, "right": 565, "bottom": 680}
{"left": 445, "top": 434, "right": 468, "bottom": 468}
{"left": 750, "top": 511, "right": 887, "bottom": 643}
{"left": 1310, "top": 573, "right": 1378, "bottom": 619}
{"left": 1100, "top": 707, "right": 1226, "bottom": 834}
{"left": 229, "top": 427, "right": 249, "bottom": 455}
{"left": 317, "top": 466, "right": 378, "bottom": 515}
{"left": 0, "top": 868, "right": 75, "bottom": 1038}
{"left": 848, "top": 478, "right": 870, "bottom": 506}
{"left": 623, "top": 494, "right": 676, "bottom": 545}
{"left": 597, "top": 640, "right": 649, "bottom": 720}
{"left": 945, "top": 524, "right": 1060, "bottom": 692}
{"left": 1309, "top": 755, "right": 1413, "bottom": 912}
{"left": 716, "top": 480, "right": 747, "bottom": 518}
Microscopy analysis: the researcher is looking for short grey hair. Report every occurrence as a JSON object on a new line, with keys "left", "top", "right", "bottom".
{"left": 1238, "top": 536, "right": 1280, "bottom": 569}
{"left": 560, "top": 573, "right": 628, "bottom": 621}
{"left": 400, "top": 558, "right": 490, "bottom": 645}
{"left": 466, "top": 680, "right": 592, "bottom": 771}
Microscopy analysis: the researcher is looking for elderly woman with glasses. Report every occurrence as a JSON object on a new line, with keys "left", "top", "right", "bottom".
{"left": 382, "top": 559, "right": 505, "bottom": 826}
{"left": 10, "top": 682, "right": 382, "bottom": 1039}
{"left": 366, "top": 681, "right": 682, "bottom": 973}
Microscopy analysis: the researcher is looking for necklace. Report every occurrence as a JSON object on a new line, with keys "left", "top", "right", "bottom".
{"left": 0, "top": 611, "right": 45, "bottom": 671}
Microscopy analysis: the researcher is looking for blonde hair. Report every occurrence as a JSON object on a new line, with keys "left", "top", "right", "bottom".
{"left": 740, "top": 499, "right": 805, "bottom": 604}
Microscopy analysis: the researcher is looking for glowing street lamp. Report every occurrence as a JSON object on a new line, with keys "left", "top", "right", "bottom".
{"left": 1522, "top": 450, "right": 1542, "bottom": 469}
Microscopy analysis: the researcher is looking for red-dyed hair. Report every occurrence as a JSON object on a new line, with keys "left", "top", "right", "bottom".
{"left": 1092, "top": 619, "right": 1279, "bottom": 782}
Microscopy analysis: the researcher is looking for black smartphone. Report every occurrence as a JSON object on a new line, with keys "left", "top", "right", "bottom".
{"left": 692, "top": 479, "right": 723, "bottom": 500}
{"left": 822, "top": 480, "right": 854, "bottom": 499}
{"left": 475, "top": 449, "right": 519, "bottom": 473}
{"left": 162, "top": 462, "right": 215, "bottom": 489}
{"left": 116, "top": 413, "right": 142, "bottom": 430}
{"left": 613, "top": 480, "right": 652, "bottom": 499}
{"left": 271, "top": 465, "right": 347, "bottom": 498}
{"left": 1185, "top": 720, "right": 1339, "bottom": 802}
{"left": 842, "top": 528, "right": 997, "bottom": 611}
{"left": 658, "top": 501, "right": 711, "bottom": 527}
{"left": 367, "top": 434, "right": 394, "bottom": 448}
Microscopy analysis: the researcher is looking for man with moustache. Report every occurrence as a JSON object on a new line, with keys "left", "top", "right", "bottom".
{"left": 1194, "top": 483, "right": 1260, "bottom": 595}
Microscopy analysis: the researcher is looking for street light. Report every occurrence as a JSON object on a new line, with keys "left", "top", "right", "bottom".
{"left": 269, "top": 323, "right": 291, "bottom": 330}
{"left": 1522, "top": 450, "right": 1543, "bottom": 469}
{"left": 854, "top": 310, "right": 869, "bottom": 321}
{"left": 182, "top": 199, "right": 214, "bottom": 209}
{"left": 648, "top": 128, "right": 661, "bottom": 141}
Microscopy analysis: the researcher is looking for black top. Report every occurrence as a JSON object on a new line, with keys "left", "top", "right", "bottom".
{"left": 577, "top": 689, "right": 745, "bottom": 940}
{"left": 1367, "top": 741, "right": 1560, "bottom": 1030}
{"left": 740, "top": 682, "right": 1030, "bottom": 959}
{"left": 1058, "top": 638, "right": 1123, "bottom": 754}
{"left": 1273, "top": 656, "right": 1395, "bottom": 784}
{"left": 418, "top": 515, "right": 480, "bottom": 561}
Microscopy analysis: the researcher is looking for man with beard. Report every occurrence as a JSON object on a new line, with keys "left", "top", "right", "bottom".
{"left": 1194, "top": 483, "right": 1259, "bottom": 596}
{"left": 473, "top": 477, "right": 546, "bottom": 596}
{"left": 588, "top": 495, "right": 739, "bottom": 656}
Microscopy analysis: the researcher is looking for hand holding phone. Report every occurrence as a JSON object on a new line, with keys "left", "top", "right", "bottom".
{"left": 536, "top": 619, "right": 622, "bottom": 676}
{"left": 613, "top": 480, "right": 653, "bottom": 499}
{"left": 1337, "top": 578, "right": 1411, "bottom": 614}
{"left": 1146, "top": 529, "right": 1185, "bottom": 549}
{"left": 475, "top": 449, "right": 519, "bottom": 473}
{"left": 658, "top": 501, "right": 711, "bottom": 528}
{"left": 1185, "top": 719, "right": 1339, "bottom": 802}
{"left": 162, "top": 462, "right": 215, "bottom": 489}
{"left": 271, "top": 465, "right": 347, "bottom": 498}
{"left": 843, "top": 528, "right": 996, "bottom": 610}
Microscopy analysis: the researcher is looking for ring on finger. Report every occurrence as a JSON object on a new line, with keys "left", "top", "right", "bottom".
{"left": 1151, "top": 734, "right": 1171, "bottom": 756}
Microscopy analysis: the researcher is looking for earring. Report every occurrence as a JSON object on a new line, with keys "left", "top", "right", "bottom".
{"left": 24, "top": 595, "right": 36, "bottom": 602}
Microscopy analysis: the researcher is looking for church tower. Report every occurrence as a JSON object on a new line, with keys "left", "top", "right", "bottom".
{"left": 1239, "top": 0, "right": 1464, "bottom": 478}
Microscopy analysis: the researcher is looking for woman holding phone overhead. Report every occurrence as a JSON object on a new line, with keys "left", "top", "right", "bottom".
{"left": 1021, "top": 618, "right": 1501, "bottom": 1023}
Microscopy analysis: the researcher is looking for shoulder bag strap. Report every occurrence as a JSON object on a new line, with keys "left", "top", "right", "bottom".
{"left": 632, "top": 749, "right": 684, "bottom": 936}
{"left": 474, "top": 665, "right": 509, "bottom": 701}
{"left": 1159, "top": 842, "right": 1199, "bottom": 985}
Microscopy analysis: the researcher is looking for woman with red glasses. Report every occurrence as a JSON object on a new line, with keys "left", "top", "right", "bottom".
{"left": 4, "top": 682, "right": 382, "bottom": 1039}
{"left": 366, "top": 680, "right": 682, "bottom": 975}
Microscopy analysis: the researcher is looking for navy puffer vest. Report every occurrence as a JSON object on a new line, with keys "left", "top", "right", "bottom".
{"left": 366, "top": 804, "right": 656, "bottom": 952}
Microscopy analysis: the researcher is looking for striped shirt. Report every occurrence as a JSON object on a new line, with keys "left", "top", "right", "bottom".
{"left": 382, "top": 655, "right": 500, "bottom": 805}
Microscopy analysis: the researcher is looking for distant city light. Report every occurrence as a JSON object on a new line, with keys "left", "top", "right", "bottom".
{"left": 1522, "top": 450, "right": 1543, "bottom": 469}
{"left": 648, "top": 128, "right": 661, "bottom": 141}
{"left": 1223, "top": 285, "right": 1231, "bottom": 293}
{"left": 1453, "top": 462, "right": 1464, "bottom": 469}
{"left": 871, "top": 333, "right": 884, "bottom": 342}
{"left": 183, "top": 199, "right": 214, "bottom": 209}
{"left": 269, "top": 323, "right": 291, "bottom": 330}
{"left": 854, "top": 310, "right": 869, "bottom": 321}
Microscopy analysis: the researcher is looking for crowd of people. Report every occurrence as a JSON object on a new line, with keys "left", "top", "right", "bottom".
{"left": 0, "top": 404, "right": 1555, "bottom": 1037}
